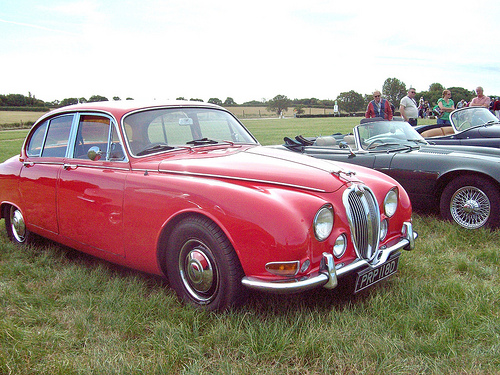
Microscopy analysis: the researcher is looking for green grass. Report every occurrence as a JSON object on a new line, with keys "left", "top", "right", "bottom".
{"left": 242, "top": 117, "right": 435, "bottom": 145}
{"left": 0, "top": 130, "right": 28, "bottom": 162}
{"left": 1, "top": 117, "right": 499, "bottom": 374}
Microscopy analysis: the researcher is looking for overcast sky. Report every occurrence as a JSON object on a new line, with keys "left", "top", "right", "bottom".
{"left": 1, "top": 0, "right": 499, "bottom": 104}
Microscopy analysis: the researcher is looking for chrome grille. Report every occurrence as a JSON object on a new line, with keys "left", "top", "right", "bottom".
{"left": 343, "top": 184, "right": 380, "bottom": 261}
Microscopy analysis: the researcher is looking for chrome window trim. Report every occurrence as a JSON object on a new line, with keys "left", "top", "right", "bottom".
{"left": 69, "top": 112, "right": 129, "bottom": 163}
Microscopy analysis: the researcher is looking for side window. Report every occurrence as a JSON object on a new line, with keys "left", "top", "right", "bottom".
{"left": 26, "top": 120, "right": 48, "bottom": 157}
{"left": 74, "top": 115, "right": 110, "bottom": 159}
{"left": 73, "top": 115, "right": 125, "bottom": 161}
{"left": 41, "top": 115, "right": 73, "bottom": 157}
{"left": 109, "top": 126, "right": 125, "bottom": 161}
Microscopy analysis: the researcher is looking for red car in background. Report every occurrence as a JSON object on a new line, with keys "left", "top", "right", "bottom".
{"left": 0, "top": 101, "right": 416, "bottom": 310}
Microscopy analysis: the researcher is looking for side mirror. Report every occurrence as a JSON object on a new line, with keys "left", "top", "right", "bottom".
{"left": 87, "top": 146, "right": 102, "bottom": 161}
{"left": 339, "top": 141, "right": 355, "bottom": 156}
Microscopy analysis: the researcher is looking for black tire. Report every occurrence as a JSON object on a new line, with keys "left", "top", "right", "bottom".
{"left": 439, "top": 175, "right": 500, "bottom": 229}
{"left": 4, "top": 205, "right": 35, "bottom": 245}
{"left": 165, "top": 216, "right": 246, "bottom": 311}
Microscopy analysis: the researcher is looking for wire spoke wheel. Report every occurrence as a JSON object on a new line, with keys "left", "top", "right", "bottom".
{"left": 450, "top": 186, "right": 490, "bottom": 229}
{"left": 441, "top": 175, "right": 500, "bottom": 230}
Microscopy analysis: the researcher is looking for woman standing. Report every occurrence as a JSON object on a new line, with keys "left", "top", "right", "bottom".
{"left": 437, "top": 90, "right": 455, "bottom": 125}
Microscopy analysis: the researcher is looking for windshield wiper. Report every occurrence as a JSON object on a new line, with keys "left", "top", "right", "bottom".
{"left": 186, "top": 138, "right": 234, "bottom": 146}
{"left": 484, "top": 120, "right": 500, "bottom": 126}
{"left": 136, "top": 143, "right": 175, "bottom": 156}
{"left": 407, "top": 139, "right": 427, "bottom": 144}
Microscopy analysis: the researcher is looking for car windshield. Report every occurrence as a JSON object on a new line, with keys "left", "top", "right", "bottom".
{"left": 355, "top": 120, "right": 428, "bottom": 151}
{"left": 450, "top": 107, "right": 500, "bottom": 132}
{"left": 123, "top": 107, "right": 258, "bottom": 156}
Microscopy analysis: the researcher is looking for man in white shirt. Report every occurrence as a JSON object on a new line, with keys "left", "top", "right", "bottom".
{"left": 399, "top": 88, "right": 419, "bottom": 126}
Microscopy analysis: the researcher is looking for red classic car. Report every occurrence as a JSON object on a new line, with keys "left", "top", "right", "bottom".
{"left": 0, "top": 101, "right": 416, "bottom": 310}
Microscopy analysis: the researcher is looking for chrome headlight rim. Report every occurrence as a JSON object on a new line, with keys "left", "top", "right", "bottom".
{"left": 384, "top": 188, "right": 398, "bottom": 218}
{"left": 333, "top": 233, "right": 347, "bottom": 258}
{"left": 380, "top": 218, "right": 388, "bottom": 241}
{"left": 314, "top": 204, "right": 334, "bottom": 241}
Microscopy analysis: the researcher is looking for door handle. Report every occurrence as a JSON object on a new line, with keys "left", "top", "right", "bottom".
{"left": 63, "top": 164, "right": 78, "bottom": 170}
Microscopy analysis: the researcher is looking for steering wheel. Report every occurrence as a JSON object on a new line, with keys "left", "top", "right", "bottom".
{"left": 456, "top": 121, "right": 471, "bottom": 131}
{"left": 366, "top": 138, "right": 385, "bottom": 149}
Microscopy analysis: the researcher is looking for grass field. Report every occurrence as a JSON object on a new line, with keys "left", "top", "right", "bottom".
{"left": 1, "top": 116, "right": 499, "bottom": 374}
{"left": 0, "top": 110, "right": 47, "bottom": 128}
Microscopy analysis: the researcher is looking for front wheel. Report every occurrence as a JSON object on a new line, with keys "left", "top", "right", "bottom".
{"left": 4, "top": 205, "right": 35, "bottom": 245}
{"left": 165, "top": 216, "right": 246, "bottom": 311}
{"left": 440, "top": 176, "right": 500, "bottom": 229}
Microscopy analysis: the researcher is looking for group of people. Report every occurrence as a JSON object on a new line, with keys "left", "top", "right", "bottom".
{"left": 365, "top": 86, "right": 499, "bottom": 126}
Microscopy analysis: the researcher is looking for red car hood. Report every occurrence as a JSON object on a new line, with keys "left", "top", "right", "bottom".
{"left": 153, "top": 146, "right": 361, "bottom": 193}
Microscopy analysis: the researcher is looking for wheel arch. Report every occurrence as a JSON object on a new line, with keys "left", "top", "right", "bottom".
{"left": 435, "top": 170, "right": 500, "bottom": 205}
{"left": 156, "top": 211, "right": 240, "bottom": 279}
{"left": 1, "top": 202, "right": 20, "bottom": 220}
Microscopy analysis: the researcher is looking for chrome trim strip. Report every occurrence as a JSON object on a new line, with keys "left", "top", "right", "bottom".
{"left": 241, "top": 222, "right": 417, "bottom": 293}
{"left": 23, "top": 161, "right": 129, "bottom": 171}
{"left": 68, "top": 164, "right": 130, "bottom": 171}
{"left": 23, "top": 161, "right": 65, "bottom": 166}
{"left": 157, "top": 169, "right": 327, "bottom": 193}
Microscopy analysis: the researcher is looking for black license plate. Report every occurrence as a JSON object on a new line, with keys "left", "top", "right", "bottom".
{"left": 354, "top": 254, "right": 400, "bottom": 293}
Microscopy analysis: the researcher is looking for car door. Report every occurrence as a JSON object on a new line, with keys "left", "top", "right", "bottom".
{"left": 456, "top": 127, "right": 500, "bottom": 148}
{"left": 19, "top": 114, "right": 74, "bottom": 235}
{"left": 57, "top": 113, "right": 128, "bottom": 256}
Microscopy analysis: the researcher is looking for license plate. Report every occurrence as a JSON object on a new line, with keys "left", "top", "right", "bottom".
{"left": 354, "top": 254, "right": 400, "bottom": 293}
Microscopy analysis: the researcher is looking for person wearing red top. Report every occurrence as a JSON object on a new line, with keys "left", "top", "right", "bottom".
{"left": 493, "top": 97, "right": 500, "bottom": 119}
{"left": 365, "top": 91, "right": 393, "bottom": 120}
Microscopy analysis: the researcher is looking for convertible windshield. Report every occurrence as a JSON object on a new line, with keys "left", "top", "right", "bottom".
{"left": 450, "top": 107, "right": 500, "bottom": 132}
{"left": 355, "top": 120, "right": 427, "bottom": 151}
{"left": 123, "top": 107, "right": 258, "bottom": 156}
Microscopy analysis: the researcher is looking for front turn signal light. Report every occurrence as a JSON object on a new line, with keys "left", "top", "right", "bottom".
{"left": 265, "top": 261, "right": 300, "bottom": 276}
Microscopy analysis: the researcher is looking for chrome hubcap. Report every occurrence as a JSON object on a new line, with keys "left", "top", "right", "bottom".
{"left": 450, "top": 186, "right": 490, "bottom": 229}
{"left": 10, "top": 207, "right": 26, "bottom": 243}
{"left": 179, "top": 240, "right": 218, "bottom": 304}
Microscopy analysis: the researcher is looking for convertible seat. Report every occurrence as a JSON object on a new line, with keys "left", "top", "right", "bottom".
{"left": 314, "top": 136, "right": 337, "bottom": 146}
{"left": 421, "top": 126, "right": 453, "bottom": 138}
{"left": 343, "top": 135, "right": 356, "bottom": 146}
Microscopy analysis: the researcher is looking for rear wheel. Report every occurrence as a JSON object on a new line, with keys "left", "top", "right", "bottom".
{"left": 165, "top": 216, "right": 246, "bottom": 310}
{"left": 440, "top": 176, "right": 500, "bottom": 229}
{"left": 4, "top": 205, "right": 34, "bottom": 245}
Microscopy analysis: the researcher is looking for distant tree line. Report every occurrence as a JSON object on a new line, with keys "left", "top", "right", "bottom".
{"left": 2, "top": 78, "right": 497, "bottom": 116}
{"left": 0, "top": 93, "right": 45, "bottom": 107}
{"left": 263, "top": 78, "right": 497, "bottom": 116}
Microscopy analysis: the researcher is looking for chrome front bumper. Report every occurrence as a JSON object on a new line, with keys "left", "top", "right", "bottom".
{"left": 241, "top": 222, "right": 416, "bottom": 293}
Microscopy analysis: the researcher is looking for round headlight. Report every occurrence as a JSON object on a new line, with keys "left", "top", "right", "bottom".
{"left": 314, "top": 205, "right": 334, "bottom": 241}
{"left": 384, "top": 188, "right": 398, "bottom": 217}
{"left": 333, "top": 234, "right": 347, "bottom": 258}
